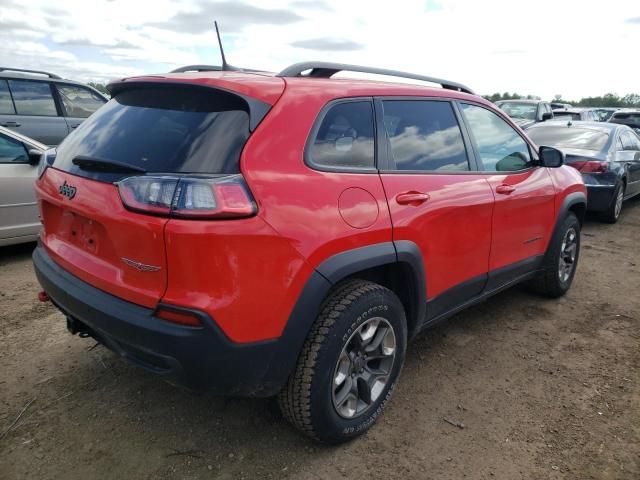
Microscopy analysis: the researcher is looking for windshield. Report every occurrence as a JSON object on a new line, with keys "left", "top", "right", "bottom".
{"left": 53, "top": 85, "right": 250, "bottom": 182}
{"left": 498, "top": 102, "right": 537, "bottom": 120}
{"left": 527, "top": 127, "right": 609, "bottom": 151}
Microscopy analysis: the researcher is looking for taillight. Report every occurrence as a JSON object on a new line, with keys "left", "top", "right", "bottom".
{"left": 117, "top": 174, "right": 256, "bottom": 219}
{"left": 155, "top": 305, "right": 203, "bottom": 327}
{"left": 571, "top": 161, "right": 608, "bottom": 173}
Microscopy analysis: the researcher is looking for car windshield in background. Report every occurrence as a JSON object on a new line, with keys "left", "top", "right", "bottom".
{"left": 527, "top": 127, "right": 609, "bottom": 151}
{"left": 53, "top": 86, "right": 250, "bottom": 181}
{"left": 609, "top": 113, "right": 640, "bottom": 129}
{"left": 497, "top": 102, "right": 537, "bottom": 120}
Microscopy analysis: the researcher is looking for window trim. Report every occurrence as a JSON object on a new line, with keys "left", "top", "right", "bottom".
{"left": 0, "top": 134, "right": 30, "bottom": 164}
{"left": 456, "top": 100, "right": 540, "bottom": 174}
{"left": 303, "top": 97, "right": 378, "bottom": 174}
{"left": 375, "top": 96, "right": 480, "bottom": 175}
{"left": 6, "top": 78, "right": 62, "bottom": 117}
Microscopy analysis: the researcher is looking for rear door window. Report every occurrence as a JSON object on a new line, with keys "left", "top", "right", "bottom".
{"left": 53, "top": 86, "right": 251, "bottom": 182}
{"left": 8, "top": 80, "right": 57, "bottom": 116}
{"left": 308, "top": 101, "right": 375, "bottom": 170}
{"left": 460, "top": 103, "right": 532, "bottom": 172}
{"left": 0, "top": 80, "right": 15, "bottom": 114}
{"left": 56, "top": 85, "right": 106, "bottom": 118}
{"left": 381, "top": 100, "right": 469, "bottom": 171}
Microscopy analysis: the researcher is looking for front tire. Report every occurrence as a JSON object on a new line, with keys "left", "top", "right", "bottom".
{"left": 278, "top": 280, "right": 407, "bottom": 444}
{"left": 530, "top": 212, "right": 581, "bottom": 298}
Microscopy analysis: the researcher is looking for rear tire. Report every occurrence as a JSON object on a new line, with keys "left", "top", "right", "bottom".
{"left": 600, "top": 182, "right": 624, "bottom": 224}
{"left": 530, "top": 212, "right": 581, "bottom": 298}
{"left": 278, "top": 279, "right": 407, "bottom": 444}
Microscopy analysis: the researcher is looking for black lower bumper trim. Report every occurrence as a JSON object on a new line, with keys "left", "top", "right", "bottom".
{"left": 33, "top": 245, "right": 296, "bottom": 396}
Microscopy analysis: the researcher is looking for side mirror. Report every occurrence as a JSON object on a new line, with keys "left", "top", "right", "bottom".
{"left": 541, "top": 112, "right": 553, "bottom": 121}
{"left": 28, "top": 148, "right": 43, "bottom": 165}
{"left": 539, "top": 146, "right": 564, "bottom": 168}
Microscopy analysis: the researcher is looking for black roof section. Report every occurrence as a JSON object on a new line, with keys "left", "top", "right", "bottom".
{"left": 0, "top": 67, "right": 62, "bottom": 79}
{"left": 170, "top": 65, "right": 224, "bottom": 73}
{"left": 277, "top": 61, "right": 475, "bottom": 95}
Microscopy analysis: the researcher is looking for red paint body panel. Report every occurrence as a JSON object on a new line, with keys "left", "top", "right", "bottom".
{"left": 484, "top": 168, "right": 556, "bottom": 271}
{"left": 240, "top": 85, "right": 393, "bottom": 271}
{"left": 36, "top": 168, "right": 168, "bottom": 308}
{"left": 161, "top": 216, "right": 314, "bottom": 343}
{"left": 379, "top": 174, "right": 494, "bottom": 298}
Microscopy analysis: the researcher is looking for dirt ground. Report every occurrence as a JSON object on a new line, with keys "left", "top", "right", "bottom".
{"left": 1, "top": 201, "right": 639, "bottom": 480}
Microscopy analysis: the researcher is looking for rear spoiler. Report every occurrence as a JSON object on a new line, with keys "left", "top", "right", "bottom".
{"left": 106, "top": 80, "right": 271, "bottom": 132}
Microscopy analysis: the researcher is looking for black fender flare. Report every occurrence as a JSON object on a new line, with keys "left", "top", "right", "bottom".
{"left": 544, "top": 191, "right": 587, "bottom": 257}
{"left": 265, "top": 241, "right": 426, "bottom": 393}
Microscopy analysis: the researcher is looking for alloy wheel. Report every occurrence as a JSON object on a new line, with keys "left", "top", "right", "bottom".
{"left": 332, "top": 317, "right": 396, "bottom": 419}
{"left": 558, "top": 227, "right": 578, "bottom": 283}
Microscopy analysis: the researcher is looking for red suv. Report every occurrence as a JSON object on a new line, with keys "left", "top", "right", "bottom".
{"left": 33, "top": 62, "right": 587, "bottom": 443}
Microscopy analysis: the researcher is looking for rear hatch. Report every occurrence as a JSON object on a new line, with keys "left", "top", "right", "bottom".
{"left": 36, "top": 81, "right": 275, "bottom": 308}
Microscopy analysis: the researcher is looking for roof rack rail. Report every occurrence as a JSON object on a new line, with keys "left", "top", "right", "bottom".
{"left": 170, "top": 65, "right": 225, "bottom": 73}
{"left": 0, "top": 67, "right": 62, "bottom": 79}
{"left": 277, "top": 61, "right": 474, "bottom": 95}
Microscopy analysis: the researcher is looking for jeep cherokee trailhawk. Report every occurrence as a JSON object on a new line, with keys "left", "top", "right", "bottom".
{"left": 33, "top": 62, "right": 587, "bottom": 443}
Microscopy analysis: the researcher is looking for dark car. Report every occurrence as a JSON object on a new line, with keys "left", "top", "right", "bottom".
{"left": 608, "top": 110, "right": 640, "bottom": 134}
{"left": 0, "top": 67, "right": 108, "bottom": 146}
{"left": 495, "top": 99, "right": 554, "bottom": 129}
{"left": 552, "top": 108, "right": 599, "bottom": 122}
{"left": 527, "top": 121, "right": 640, "bottom": 223}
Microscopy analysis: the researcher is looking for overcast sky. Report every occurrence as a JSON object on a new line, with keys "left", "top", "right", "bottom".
{"left": 1, "top": 0, "right": 638, "bottom": 99}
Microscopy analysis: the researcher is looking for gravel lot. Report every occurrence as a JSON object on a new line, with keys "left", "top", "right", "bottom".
{"left": 1, "top": 200, "right": 639, "bottom": 480}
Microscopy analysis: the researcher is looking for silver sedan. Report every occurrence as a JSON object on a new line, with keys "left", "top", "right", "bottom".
{"left": 0, "top": 126, "right": 46, "bottom": 246}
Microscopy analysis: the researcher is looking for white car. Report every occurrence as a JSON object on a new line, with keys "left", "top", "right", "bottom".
{"left": 0, "top": 126, "right": 46, "bottom": 246}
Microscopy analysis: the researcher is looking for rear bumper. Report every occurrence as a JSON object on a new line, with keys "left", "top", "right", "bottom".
{"left": 33, "top": 245, "right": 296, "bottom": 396}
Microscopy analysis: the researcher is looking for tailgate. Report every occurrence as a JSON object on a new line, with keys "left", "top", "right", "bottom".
{"left": 37, "top": 168, "right": 168, "bottom": 308}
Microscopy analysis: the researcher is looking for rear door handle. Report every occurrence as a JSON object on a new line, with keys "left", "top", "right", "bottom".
{"left": 396, "top": 191, "right": 431, "bottom": 206}
{"left": 70, "top": 124, "right": 80, "bottom": 129}
{"left": 496, "top": 184, "right": 516, "bottom": 195}
{"left": 1, "top": 121, "right": 21, "bottom": 127}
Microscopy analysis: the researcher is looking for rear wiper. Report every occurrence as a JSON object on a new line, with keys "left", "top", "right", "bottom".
{"left": 72, "top": 155, "right": 147, "bottom": 173}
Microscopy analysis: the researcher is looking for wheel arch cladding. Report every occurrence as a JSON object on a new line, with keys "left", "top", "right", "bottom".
{"left": 315, "top": 241, "right": 426, "bottom": 337}
{"left": 562, "top": 191, "right": 587, "bottom": 226}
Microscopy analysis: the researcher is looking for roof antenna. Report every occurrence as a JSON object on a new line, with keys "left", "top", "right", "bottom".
{"left": 214, "top": 21, "right": 231, "bottom": 71}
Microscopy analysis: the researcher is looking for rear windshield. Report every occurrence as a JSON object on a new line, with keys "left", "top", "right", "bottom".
{"left": 527, "top": 127, "right": 609, "bottom": 151}
{"left": 53, "top": 85, "right": 250, "bottom": 181}
{"left": 609, "top": 113, "right": 640, "bottom": 128}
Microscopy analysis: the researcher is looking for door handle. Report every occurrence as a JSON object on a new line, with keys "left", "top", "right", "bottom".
{"left": 1, "top": 121, "right": 21, "bottom": 127}
{"left": 396, "top": 191, "right": 431, "bottom": 206}
{"left": 496, "top": 184, "right": 516, "bottom": 195}
{"left": 70, "top": 124, "right": 80, "bottom": 129}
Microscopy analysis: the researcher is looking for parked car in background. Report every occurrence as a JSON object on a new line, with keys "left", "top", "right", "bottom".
{"left": 608, "top": 110, "right": 640, "bottom": 134}
{"left": 550, "top": 102, "right": 572, "bottom": 110}
{"left": 495, "top": 99, "right": 554, "bottom": 129}
{"left": 0, "top": 126, "right": 46, "bottom": 246}
{"left": 527, "top": 121, "right": 640, "bottom": 223}
{"left": 32, "top": 61, "right": 586, "bottom": 443}
{"left": 552, "top": 108, "right": 599, "bottom": 122}
{"left": 0, "top": 67, "right": 108, "bottom": 146}
{"left": 594, "top": 107, "right": 618, "bottom": 122}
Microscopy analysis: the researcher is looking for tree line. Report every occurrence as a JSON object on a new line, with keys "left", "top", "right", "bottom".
{"left": 483, "top": 92, "right": 640, "bottom": 108}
